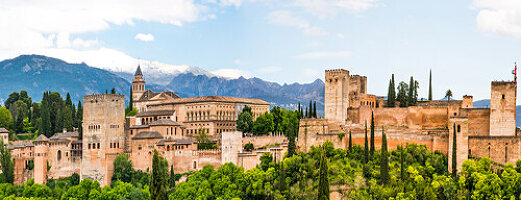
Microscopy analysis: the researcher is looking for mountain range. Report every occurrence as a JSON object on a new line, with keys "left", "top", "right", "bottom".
{"left": 0, "top": 55, "right": 324, "bottom": 113}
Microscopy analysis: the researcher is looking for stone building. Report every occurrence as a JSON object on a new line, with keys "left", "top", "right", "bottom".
{"left": 8, "top": 66, "right": 283, "bottom": 186}
{"left": 299, "top": 68, "right": 519, "bottom": 172}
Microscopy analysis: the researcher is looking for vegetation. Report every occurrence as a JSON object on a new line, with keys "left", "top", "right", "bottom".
{"left": 243, "top": 142, "right": 254, "bottom": 151}
{"left": 446, "top": 89, "right": 453, "bottom": 102}
{"left": 387, "top": 75, "right": 419, "bottom": 107}
{"left": 2, "top": 90, "right": 84, "bottom": 140}
{"left": 387, "top": 74, "right": 396, "bottom": 107}
{"left": 0, "top": 139, "right": 14, "bottom": 184}
{"left": 237, "top": 106, "right": 254, "bottom": 133}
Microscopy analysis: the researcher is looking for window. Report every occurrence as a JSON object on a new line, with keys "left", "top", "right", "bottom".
{"left": 97, "top": 143, "right": 100, "bottom": 149}
{"left": 88, "top": 144, "right": 91, "bottom": 149}
{"left": 57, "top": 150, "right": 62, "bottom": 161}
{"left": 193, "top": 161, "right": 197, "bottom": 169}
{"left": 502, "top": 94, "right": 505, "bottom": 99}
{"left": 457, "top": 125, "right": 461, "bottom": 133}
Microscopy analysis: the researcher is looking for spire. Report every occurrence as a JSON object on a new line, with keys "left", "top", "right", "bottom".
{"left": 134, "top": 65, "right": 143, "bottom": 76}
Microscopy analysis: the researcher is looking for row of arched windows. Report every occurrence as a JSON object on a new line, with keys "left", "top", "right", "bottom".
{"left": 187, "top": 111, "right": 210, "bottom": 121}
{"left": 88, "top": 143, "right": 100, "bottom": 149}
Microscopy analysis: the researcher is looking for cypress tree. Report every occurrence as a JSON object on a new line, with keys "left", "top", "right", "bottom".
{"left": 317, "top": 146, "right": 329, "bottom": 200}
{"left": 111, "top": 88, "right": 116, "bottom": 94}
{"left": 169, "top": 165, "right": 175, "bottom": 188}
{"left": 62, "top": 106, "right": 73, "bottom": 132}
{"left": 452, "top": 123, "right": 457, "bottom": 178}
{"left": 76, "top": 101, "right": 83, "bottom": 139}
{"left": 308, "top": 101, "right": 313, "bottom": 118}
{"left": 370, "top": 112, "right": 375, "bottom": 160}
{"left": 129, "top": 86, "right": 133, "bottom": 111}
{"left": 387, "top": 74, "right": 396, "bottom": 107}
{"left": 41, "top": 94, "right": 52, "bottom": 137}
{"left": 348, "top": 130, "right": 352, "bottom": 152}
{"left": 287, "top": 137, "right": 296, "bottom": 158}
{"left": 428, "top": 69, "right": 433, "bottom": 101}
{"left": 151, "top": 150, "right": 169, "bottom": 200}
{"left": 55, "top": 108, "right": 63, "bottom": 133}
{"left": 313, "top": 101, "right": 317, "bottom": 118}
{"left": 408, "top": 76, "right": 415, "bottom": 106}
{"left": 380, "top": 127, "right": 389, "bottom": 184}
{"left": 364, "top": 121, "right": 369, "bottom": 164}
{"left": 65, "top": 93, "right": 72, "bottom": 108}
{"left": 278, "top": 162, "right": 287, "bottom": 195}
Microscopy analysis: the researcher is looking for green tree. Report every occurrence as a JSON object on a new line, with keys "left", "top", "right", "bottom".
{"left": 313, "top": 101, "right": 317, "bottom": 118}
{"left": 380, "top": 127, "right": 389, "bottom": 184}
{"left": 387, "top": 74, "right": 396, "bottom": 107}
{"left": 397, "top": 81, "right": 409, "bottom": 107}
{"left": 62, "top": 106, "right": 74, "bottom": 132}
{"left": 428, "top": 69, "right": 433, "bottom": 101}
{"left": 282, "top": 110, "right": 299, "bottom": 157}
{"left": 0, "top": 139, "right": 14, "bottom": 184}
{"left": 244, "top": 142, "right": 254, "bottom": 151}
{"left": 252, "top": 112, "right": 274, "bottom": 135}
{"left": 129, "top": 86, "right": 134, "bottom": 111}
{"left": 76, "top": 101, "right": 83, "bottom": 139}
{"left": 317, "top": 145, "right": 329, "bottom": 200}
{"left": 348, "top": 130, "right": 352, "bottom": 152}
{"left": 112, "top": 153, "right": 133, "bottom": 184}
{"left": 0, "top": 107, "right": 13, "bottom": 130}
{"left": 260, "top": 152, "right": 273, "bottom": 171}
{"left": 407, "top": 76, "right": 417, "bottom": 106}
{"left": 111, "top": 88, "right": 116, "bottom": 94}
{"left": 169, "top": 165, "right": 175, "bottom": 188}
{"left": 40, "top": 94, "right": 52, "bottom": 137}
{"left": 364, "top": 121, "right": 369, "bottom": 164}
{"left": 278, "top": 161, "right": 287, "bottom": 197}
{"left": 271, "top": 106, "right": 283, "bottom": 134}
{"left": 150, "top": 150, "right": 169, "bottom": 200}
{"left": 237, "top": 106, "right": 253, "bottom": 133}
{"left": 452, "top": 123, "right": 457, "bottom": 178}
{"left": 446, "top": 89, "right": 453, "bottom": 102}
{"left": 370, "top": 112, "right": 375, "bottom": 160}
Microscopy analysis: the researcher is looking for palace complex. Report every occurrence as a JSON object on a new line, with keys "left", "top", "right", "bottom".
{"left": 7, "top": 66, "right": 285, "bottom": 186}
{"left": 5, "top": 66, "right": 520, "bottom": 186}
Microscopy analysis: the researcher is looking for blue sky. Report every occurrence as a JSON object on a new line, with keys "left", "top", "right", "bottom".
{"left": 1, "top": 0, "right": 521, "bottom": 102}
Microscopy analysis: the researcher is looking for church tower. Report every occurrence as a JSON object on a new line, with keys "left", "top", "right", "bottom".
{"left": 132, "top": 65, "right": 145, "bottom": 101}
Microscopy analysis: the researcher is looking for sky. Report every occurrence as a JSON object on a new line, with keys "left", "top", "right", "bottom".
{"left": 2, "top": 0, "right": 521, "bottom": 103}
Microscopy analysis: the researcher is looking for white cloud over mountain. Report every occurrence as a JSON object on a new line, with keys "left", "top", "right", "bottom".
{"left": 135, "top": 33, "right": 155, "bottom": 42}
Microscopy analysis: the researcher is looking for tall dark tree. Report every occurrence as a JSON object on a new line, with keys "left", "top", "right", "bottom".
{"left": 62, "top": 106, "right": 74, "bottom": 132}
{"left": 364, "top": 121, "right": 369, "bottom": 164}
{"left": 317, "top": 145, "right": 329, "bottom": 200}
{"left": 55, "top": 108, "right": 63, "bottom": 133}
{"left": 348, "top": 130, "right": 352, "bottom": 152}
{"left": 308, "top": 101, "right": 312, "bottom": 118}
{"left": 297, "top": 102, "right": 301, "bottom": 119}
{"left": 387, "top": 74, "right": 396, "bottom": 107}
{"left": 370, "top": 112, "right": 375, "bottom": 159}
{"left": 278, "top": 162, "right": 287, "bottom": 196}
{"left": 452, "top": 123, "right": 457, "bottom": 178}
{"left": 129, "top": 86, "right": 134, "bottom": 111}
{"left": 111, "top": 88, "right": 116, "bottom": 94}
{"left": 150, "top": 150, "right": 169, "bottom": 200}
{"left": 380, "top": 127, "right": 389, "bottom": 184}
{"left": 237, "top": 106, "right": 253, "bottom": 133}
{"left": 407, "top": 76, "right": 416, "bottom": 106}
{"left": 446, "top": 89, "right": 453, "bottom": 102}
{"left": 397, "top": 81, "right": 409, "bottom": 107}
{"left": 169, "top": 165, "right": 175, "bottom": 188}
{"left": 313, "top": 101, "right": 317, "bottom": 118}
{"left": 0, "top": 139, "right": 14, "bottom": 184}
{"left": 40, "top": 93, "right": 52, "bottom": 137}
{"left": 76, "top": 101, "right": 83, "bottom": 139}
{"left": 65, "top": 93, "right": 73, "bottom": 108}
{"left": 270, "top": 106, "right": 282, "bottom": 134}
{"left": 428, "top": 69, "right": 433, "bottom": 101}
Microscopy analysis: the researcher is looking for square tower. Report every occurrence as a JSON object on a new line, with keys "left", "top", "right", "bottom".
{"left": 132, "top": 65, "right": 145, "bottom": 102}
{"left": 81, "top": 94, "right": 125, "bottom": 186}
{"left": 324, "top": 69, "right": 350, "bottom": 123}
{"left": 489, "top": 81, "right": 517, "bottom": 136}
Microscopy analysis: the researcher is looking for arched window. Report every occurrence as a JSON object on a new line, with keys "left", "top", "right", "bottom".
{"left": 167, "top": 145, "right": 170, "bottom": 151}
{"left": 57, "top": 150, "right": 62, "bottom": 161}
{"left": 457, "top": 125, "right": 461, "bottom": 133}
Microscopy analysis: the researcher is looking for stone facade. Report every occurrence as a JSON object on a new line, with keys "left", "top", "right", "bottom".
{"left": 299, "top": 68, "right": 520, "bottom": 172}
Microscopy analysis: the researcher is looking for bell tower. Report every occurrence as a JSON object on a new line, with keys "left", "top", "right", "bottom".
{"left": 132, "top": 65, "right": 145, "bottom": 101}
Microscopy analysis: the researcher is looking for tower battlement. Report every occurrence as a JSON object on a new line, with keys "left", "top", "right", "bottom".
{"left": 84, "top": 94, "right": 124, "bottom": 102}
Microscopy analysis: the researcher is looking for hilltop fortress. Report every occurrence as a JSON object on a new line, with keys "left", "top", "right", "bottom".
{"left": 298, "top": 69, "right": 519, "bottom": 172}
{"left": 5, "top": 66, "right": 520, "bottom": 186}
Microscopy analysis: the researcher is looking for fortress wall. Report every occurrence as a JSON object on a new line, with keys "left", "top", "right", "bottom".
{"left": 432, "top": 135, "right": 449, "bottom": 155}
{"left": 347, "top": 131, "right": 437, "bottom": 152}
{"left": 195, "top": 150, "right": 222, "bottom": 170}
{"left": 242, "top": 134, "right": 287, "bottom": 148}
{"left": 373, "top": 108, "right": 409, "bottom": 127}
{"left": 468, "top": 136, "right": 521, "bottom": 165}
{"left": 460, "top": 108, "right": 490, "bottom": 136}
{"left": 420, "top": 107, "right": 448, "bottom": 129}
{"left": 298, "top": 119, "right": 345, "bottom": 152}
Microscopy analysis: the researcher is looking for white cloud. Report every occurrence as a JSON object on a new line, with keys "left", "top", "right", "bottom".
{"left": 295, "top": 50, "right": 352, "bottom": 59}
{"left": 336, "top": 33, "right": 345, "bottom": 39}
{"left": 211, "top": 68, "right": 252, "bottom": 79}
{"left": 293, "top": 0, "right": 382, "bottom": 18}
{"left": 135, "top": 33, "right": 155, "bottom": 42}
{"left": 72, "top": 38, "right": 99, "bottom": 48}
{"left": 473, "top": 0, "right": 521, "bottom": 37}
{"left": 220, "top": 0, "right": 243, "bottom": 8}
{"left": 267, "top": 10, "right": 328, "bottom": 36}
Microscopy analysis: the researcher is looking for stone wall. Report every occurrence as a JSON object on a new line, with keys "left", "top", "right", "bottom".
{"left": 222, "top": 131, "right": 243, "bottom": 165}
{"left": 298, "top": 119, "right": 345, "bottom": 152}
{"left": 468, "top": 136, "right": 521, "bottom": 165}
{"left": 242, "top": 134, "right": 287, "bottom": 148}
{"left": 460, "top": 108, "right": 490, "bottom": 136}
